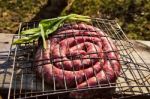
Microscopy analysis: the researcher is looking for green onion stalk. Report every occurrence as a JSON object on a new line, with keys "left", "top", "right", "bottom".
{"left": 13, "top": 14, "right": 91, "bottom": 49}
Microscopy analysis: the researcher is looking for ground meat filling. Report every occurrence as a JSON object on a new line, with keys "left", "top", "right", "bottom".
{"left": 34, "top": 23, "right": 121, "bottom": 90}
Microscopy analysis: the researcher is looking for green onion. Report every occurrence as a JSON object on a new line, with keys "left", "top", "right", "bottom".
{"left": 13, "top": 14, "right": 91, "bottom": 49}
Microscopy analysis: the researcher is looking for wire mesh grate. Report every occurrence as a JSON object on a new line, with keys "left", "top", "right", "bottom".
{"left": 8, "top": 18, "right": 150, "bottom": 99}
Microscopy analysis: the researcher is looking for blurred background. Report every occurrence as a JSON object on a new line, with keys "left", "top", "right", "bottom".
{"left": 0, "top": 0, "right": 150, "bottom": 40}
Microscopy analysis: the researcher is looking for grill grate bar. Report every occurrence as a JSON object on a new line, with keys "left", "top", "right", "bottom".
{"left": 128, "top": 48, "right": 150, "bottom": 92}
{"left": 8, "top": 18, "right": 150, "bottom": 99}
{"left": 7, "top": 36, "right": 18, "bottom": 99}
{"left": 108, "top": 21, "right": 148, "bottom": 94}
{"left": 49, "top": 39, "right": 57, "bottom": 91}
{"left": 76, "top": 22, "right": 101, "bottom": 88}
{"left": 72, "top": 23, "right": 90, "bottom": 88}
{"left": 95, "top": 20, "right": 121, "bottom": 87}
{"left": 64, "top": 24, "right": 80, "bottom": 89}
{"left": 95, "top": 19, "right": 126, "bottom": 96}
{"left": 83, "top": 22, "right": 101, "bottom": 87}
{"left": 105, "top": 20, "right": 139, "bottom": 95}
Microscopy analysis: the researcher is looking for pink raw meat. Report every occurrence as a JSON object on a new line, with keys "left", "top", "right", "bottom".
{"left": 34, "top": 23, "right": 121, "bottom": 98}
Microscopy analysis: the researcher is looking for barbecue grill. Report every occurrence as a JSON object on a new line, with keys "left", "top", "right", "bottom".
{"left": 7, "top": 18, "right": 150, "bottom": 99}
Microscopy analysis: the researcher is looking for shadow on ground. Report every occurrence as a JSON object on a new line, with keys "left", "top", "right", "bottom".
{"left": 31, "top": 0, "right": 67, "bottom": 21}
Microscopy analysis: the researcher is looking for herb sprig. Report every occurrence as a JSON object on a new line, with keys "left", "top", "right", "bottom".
{"left": 13, "top": 14, "right": 91, "bottom": 48}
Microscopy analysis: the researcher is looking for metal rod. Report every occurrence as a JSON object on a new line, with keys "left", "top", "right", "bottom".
{"left": 8, "top": 18, "right": 150, "bottom": 99}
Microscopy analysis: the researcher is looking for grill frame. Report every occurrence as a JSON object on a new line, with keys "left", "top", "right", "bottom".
{"left": 8, "top": 18, "right": 150, "bottom": 99}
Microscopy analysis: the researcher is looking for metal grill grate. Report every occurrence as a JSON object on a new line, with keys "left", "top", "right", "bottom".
{"left": 8, "top": 18, "right": 150, "bottom": 99}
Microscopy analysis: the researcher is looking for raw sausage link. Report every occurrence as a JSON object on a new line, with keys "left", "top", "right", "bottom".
{"left": 34, "top": 23, "right": 121, "bottom": 96}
